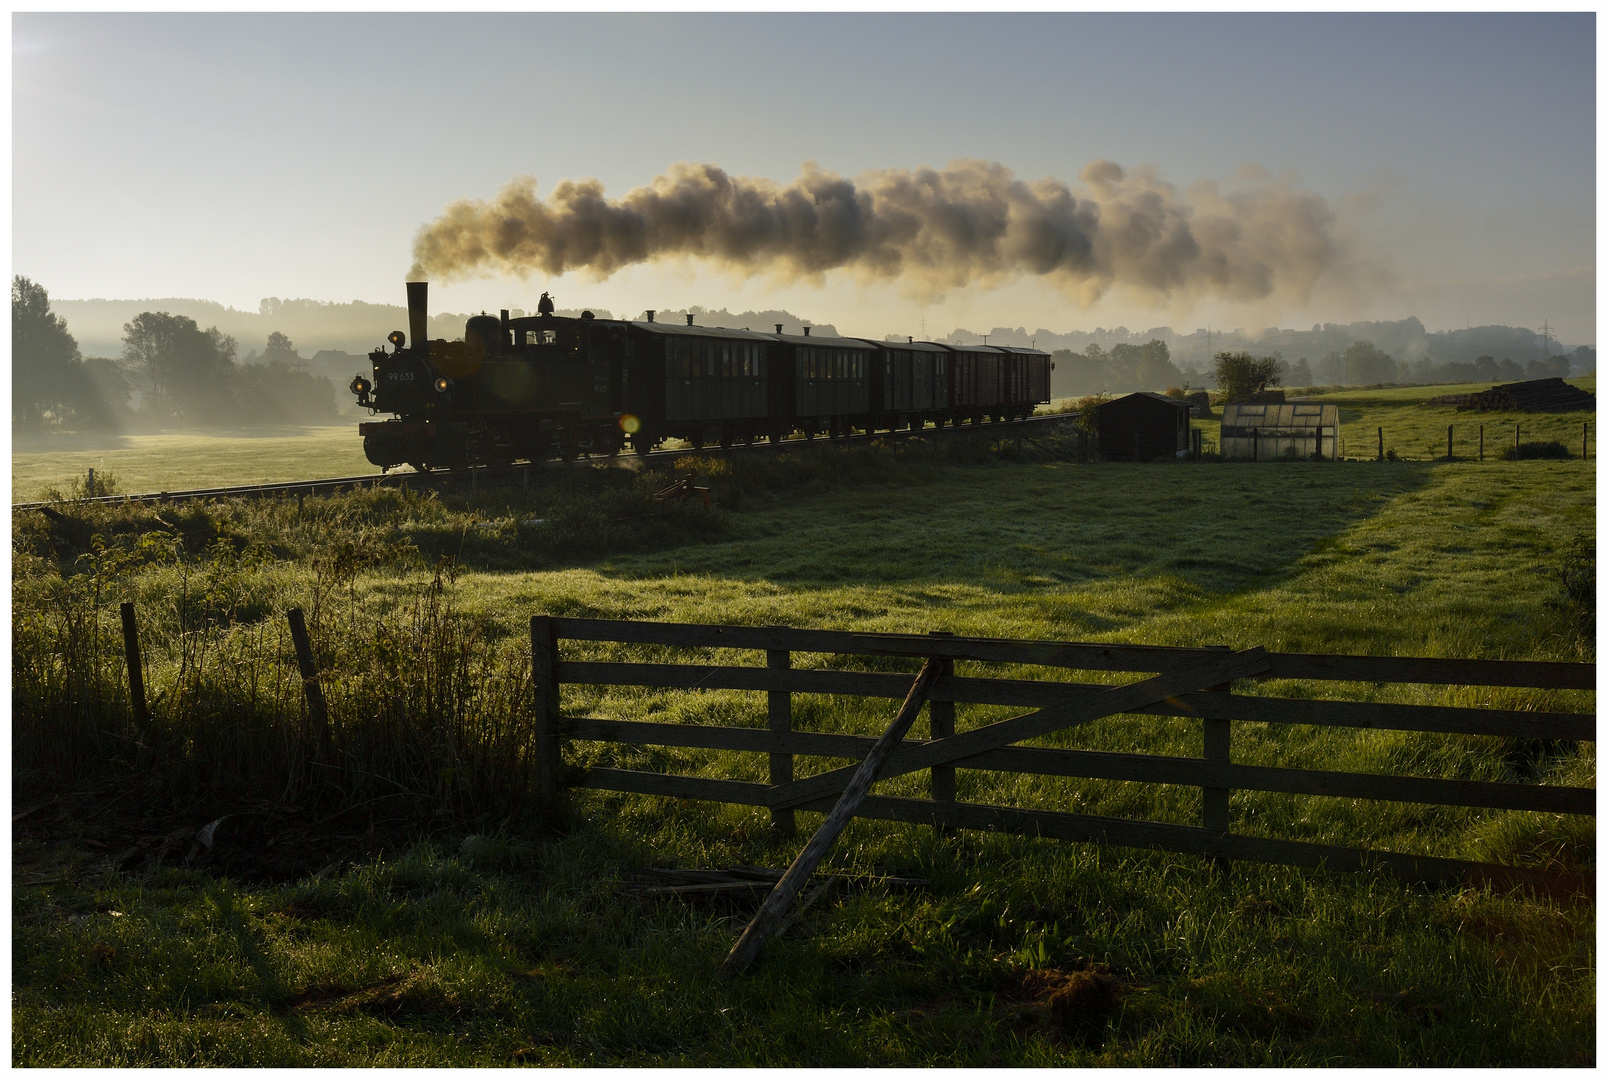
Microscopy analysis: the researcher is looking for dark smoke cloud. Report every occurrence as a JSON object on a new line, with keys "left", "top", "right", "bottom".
{"left": 409, "top": 159, "right": 1342, "bottom": 306}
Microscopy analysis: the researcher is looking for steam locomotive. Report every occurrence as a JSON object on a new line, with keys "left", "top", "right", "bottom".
{"left": 352, "top": 282, "right": 1052, "bottom": 470}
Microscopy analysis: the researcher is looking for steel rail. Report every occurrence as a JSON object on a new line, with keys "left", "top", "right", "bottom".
{"left": 12, "top": 412, "right": 1079, "bottom": 511}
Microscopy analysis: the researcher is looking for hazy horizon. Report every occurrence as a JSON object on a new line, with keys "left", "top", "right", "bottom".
{"left": 15, "top": 13, "right": 1596, "bottom": 345}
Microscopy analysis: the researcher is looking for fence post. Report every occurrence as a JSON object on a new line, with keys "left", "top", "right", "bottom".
{"left": 530, "top": 615, "right": 563, "bottom": 812}
{"left": 1516, "top": 424, "right": 1521, "bottom": 453}
{"left": 1479, "top": 424, "right": 1484, "bottom": 462}
{"left": 1202, "top": 715, "right": 1231, "bottom": 835}
{"left": 767, "top": 632, "right": 795, "bottom": 839}
{"left": 120, "top": 602, "right": 149, "bottom": 733}
{"left": 1202, "top": 671, "right": 1232, "bottom": 842}
{"left": 928, "top": 631, "right": 956, "bottom": 828}
{"left": 286, "top": 607, "right": 332, "bottom": 762}
{"left": 1377, "top": 426, "right": 1383, "bottom": 461}
{"left": 1584, "top": 422, "right": 1589, "bottom": 461}
{"left": 87, "top": 468, "right": 95, "bottom": 498}
{"left": 1448, "top": 424, "right": 1453, "bottom": 461}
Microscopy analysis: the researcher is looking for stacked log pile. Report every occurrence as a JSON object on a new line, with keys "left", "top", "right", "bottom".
{"left": 1427, "top": 378, "right": 1595, "bottom": 413}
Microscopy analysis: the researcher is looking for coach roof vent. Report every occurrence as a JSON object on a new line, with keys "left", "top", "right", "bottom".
{"left": 646, "top": 310, "right": 655, "bottom": 323}
{"left": 803, "top": 326, "right": 811, "bottom": 336}
{"left": 687, "top": 313, "right": 694, "bottom": 326}
{"left": 775, "top": 323, "right": 783, "bottom": 334}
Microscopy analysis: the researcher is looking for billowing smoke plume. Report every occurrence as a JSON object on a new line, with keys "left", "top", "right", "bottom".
{"left": 409, "top": 159, "right": 1342, "bottom": 306}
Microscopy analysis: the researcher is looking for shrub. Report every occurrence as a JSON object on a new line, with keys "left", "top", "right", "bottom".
{"left": 1501, "top": 440, "right": 1572, "bottom": 460}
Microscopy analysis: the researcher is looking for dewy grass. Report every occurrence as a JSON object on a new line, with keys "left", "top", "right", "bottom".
{"left": 11, "top": 432, "right": 1595, "bottom": 1066}
{"left": 12, "top": 423, "right": 371, "bottom": 501}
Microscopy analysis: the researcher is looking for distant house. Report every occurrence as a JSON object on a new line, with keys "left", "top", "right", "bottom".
{"left": 1095, "top": 392, "right": 1191, "bottom": 461}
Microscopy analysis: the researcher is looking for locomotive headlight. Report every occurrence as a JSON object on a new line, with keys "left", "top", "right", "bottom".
{"left": 388, "top": 330, "right": 406, "bottom": 348}
{"left": 434, "top": 376, "right": 452, "bottom": 393}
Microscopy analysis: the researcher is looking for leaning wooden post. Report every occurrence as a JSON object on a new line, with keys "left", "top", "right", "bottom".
{"left": 530, "top": 615, "right": 563, "bottom": 812}
{"left": 719, "top": 658, "right": 942, "bottom": 980}
{"left": 927, "top": 632, "right": 957, "bottom": 826}
{"left": 286, "top": 607, "right": 332, "bottom": 762}
{"left": 119, "top": 602, "right": 149, "bottom": 733}
{"left": 767, "top": 630, "right": 796, "bottom": 839}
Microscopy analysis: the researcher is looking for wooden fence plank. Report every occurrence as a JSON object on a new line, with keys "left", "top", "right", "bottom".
{"left": 768, "top": 649, "right": 1272, "bottom": 810}
{"left": 570, "top": 771, "right": 1582, "bottom": 892}
{"left": 555, "top": 662, "right": 1593, "bottom": 741}
{"left": 564, "top": 719, "right": 1594, "bottom": 815}
{"left": 548, "top": 618, "right": 1593, "bottom": 689}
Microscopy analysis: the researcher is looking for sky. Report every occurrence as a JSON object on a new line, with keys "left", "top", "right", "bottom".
{"left": 11, "top": 12, "right": 1599, "bottom": 345}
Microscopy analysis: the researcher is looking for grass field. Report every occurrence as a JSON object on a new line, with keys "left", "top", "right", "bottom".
{"left": 10, "top": 423, "right": 369, "bottom": 502}
{"left": 11, "top": 415, "right": 1595, "bottom": 1065}
{"left": 12, "top": 375, "right": 1596, "bottom": 501}
{"left": 1188, "top": 376, "right": 1597, "bottom": 461}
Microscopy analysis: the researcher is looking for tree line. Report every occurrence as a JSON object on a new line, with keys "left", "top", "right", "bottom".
{"left": 1051, "top": 335, "right": 1586, "bottom": 400}
{"left": 13, "top": 277, "right": 339, "bottom": 433}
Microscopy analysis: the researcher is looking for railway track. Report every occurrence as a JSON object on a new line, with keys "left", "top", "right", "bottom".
{"left": 12, "top": 412, "right": 1078, "bottom": 511}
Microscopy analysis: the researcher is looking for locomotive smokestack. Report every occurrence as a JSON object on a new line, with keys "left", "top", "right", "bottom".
{"left": 406, "top": 281, "right": 430, "bottom": 358}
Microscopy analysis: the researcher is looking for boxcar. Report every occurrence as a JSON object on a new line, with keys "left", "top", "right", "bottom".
{"left": 995, "top": 346, "right": 1053, "bottom": 419}
{"left": 859, "top": 338, "right": 953, "bottom": 429}
{"left": 626, "top": 316, "right": 775, "bottom": 449}
{"left": 948, "top": 345, "right": 1010, "bottom": 421}
{"left": 770, "top": 330, "right": 874, "bottom": 437}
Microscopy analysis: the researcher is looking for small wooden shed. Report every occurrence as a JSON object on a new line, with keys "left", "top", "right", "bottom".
{"left": 1095, "top": 392, "right": 1191, "bottom": 461}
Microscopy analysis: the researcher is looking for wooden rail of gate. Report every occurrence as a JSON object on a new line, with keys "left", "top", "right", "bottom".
{"left": 530, "top": 617, "right": 1595, "bottom": 890}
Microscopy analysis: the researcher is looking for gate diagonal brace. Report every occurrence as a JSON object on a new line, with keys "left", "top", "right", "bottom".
{"left": 765, "top": 647, "right": 1271, "bottom": 811}
{"left": 719, "top": 658, "right": 944, "bottom": 980}
{"left": 652, "top": 472, "right": 711, "bottom": 507}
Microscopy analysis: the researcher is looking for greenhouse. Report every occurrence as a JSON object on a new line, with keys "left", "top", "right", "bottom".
{"left": 1220, "top": 402, "right": 1340, "bottom": 460}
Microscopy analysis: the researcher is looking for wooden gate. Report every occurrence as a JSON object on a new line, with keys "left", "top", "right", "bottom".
{"left": 530, "top": 617, "right": 1594, "bottom": 890}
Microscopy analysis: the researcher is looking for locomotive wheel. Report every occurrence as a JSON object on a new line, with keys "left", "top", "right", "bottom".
{"left": 633, "top": 435, "right": 653, "bottom": 458}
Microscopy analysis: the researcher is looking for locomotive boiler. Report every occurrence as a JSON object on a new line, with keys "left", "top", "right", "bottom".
{"left": 353, "top": 282, "right": 1051, "bottom": 470}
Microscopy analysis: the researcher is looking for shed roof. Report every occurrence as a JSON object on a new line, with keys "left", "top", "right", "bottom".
{"left": 1095, "top": 392, "right": 1191, "bottom": 412}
